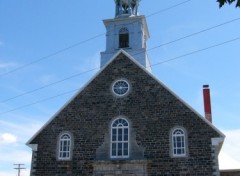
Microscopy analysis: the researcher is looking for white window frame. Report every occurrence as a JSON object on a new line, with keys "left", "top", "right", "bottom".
{"left": 110, "top": 118, "right": 129, "bottom": 159}
{"left": 112, "top": 79, "right": 130, "bottom": 97}
{"left": 172, "top": 128, "right": 186, "bottom": 157}
{"left": 58, "top": 133, "right": 71, "bottom": 160}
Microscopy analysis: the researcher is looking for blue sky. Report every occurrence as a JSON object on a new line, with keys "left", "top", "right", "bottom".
{"left": 0, "top": 0, "right": 240, "bottom": 175}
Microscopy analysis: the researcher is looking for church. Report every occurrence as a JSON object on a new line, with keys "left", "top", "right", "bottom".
{"left": 27, "top": 0, "right": 226, "bottom": 175}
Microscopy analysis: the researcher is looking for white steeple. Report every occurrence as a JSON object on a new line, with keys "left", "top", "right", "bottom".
{"left": 100, "top": 0, "right": 151, "bottom": 72}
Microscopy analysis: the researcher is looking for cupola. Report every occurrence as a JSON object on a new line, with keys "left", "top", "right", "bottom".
{"left": 115, "top": 0, "right": 140, "bottom": 18}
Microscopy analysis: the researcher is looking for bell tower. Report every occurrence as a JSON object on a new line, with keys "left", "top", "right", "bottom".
{"left": 100, "top": 0, "right": 151, "bottom": 72}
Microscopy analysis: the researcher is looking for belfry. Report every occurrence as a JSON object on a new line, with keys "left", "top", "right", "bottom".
{"left": 101, "top": 0, "right": 151, "bottom": 72}
{"left": 115, "top": 0, "right": 140, "bottom": 17}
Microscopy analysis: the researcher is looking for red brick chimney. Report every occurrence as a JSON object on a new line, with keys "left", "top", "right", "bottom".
{"left": 203, "top": 85, "right": 212, "bottom": 123}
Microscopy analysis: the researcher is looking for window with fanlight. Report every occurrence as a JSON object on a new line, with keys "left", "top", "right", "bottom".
{"left": 58, "top": 133, "right": 72, "bottom": 160}
{"left": 111, "top": 118, "right": 129, "bottom": 158}
{"left": 172, "top": 128, "right": 186, "bottom": 157}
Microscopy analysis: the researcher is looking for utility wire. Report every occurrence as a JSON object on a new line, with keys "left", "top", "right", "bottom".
{"left": 0, "top": 68, "right": 98, "bottom": 103}
{"left": 150, "top": 37, "right": 240, "bottom": 67}
{"left": 0, "top": 33, "right": 104, "bottom": 77}
{"left": 0, "top": 0, "right": 192, "bottom": 78}
{"left": 1, "top": 17, "right": 239, "bottom": 104}
{"left": 146, "top": 0, "right": 191, "bottom": 18}
{"left": 0, "top": 36, "right": 239, "bottom": 116}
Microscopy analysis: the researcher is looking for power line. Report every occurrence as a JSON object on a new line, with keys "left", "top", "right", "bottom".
{"left": 1, "top": 17, "right": 239, "bottom": 104}
{"left": 150, "top": 37, "right": 240, "bottom": 67}
{"left": 0, "top": 0, "right": 192, "bottom": 78}
{"left": 0, "top": 36, "right": 239, "bottom": 116}
{"left": 14, "top": 164, "right": 26, "bottom": 176}
{"left": 146, "top": 0, "right": 191, "bottom": 18}
{"left": 0, "top": 33, "right": 104, "bottom": 77}
{"left": 0, "top": 68, "right": 98, "bottom": 103}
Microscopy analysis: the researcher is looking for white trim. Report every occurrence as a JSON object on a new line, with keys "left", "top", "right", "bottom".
{"left": 112, "top": 79, "right": 130, "bottom": 97}
{"left": 28, "top": 144, "right": 38, "bottom": 151}
{"left": 27, "top": 49, "right": 225, "bottom": 146}
{"left": 212, "top": 137, "right": 225, "bottom": 146}
{"left": 103, "top": 15, "right": 150, "bottom": 39}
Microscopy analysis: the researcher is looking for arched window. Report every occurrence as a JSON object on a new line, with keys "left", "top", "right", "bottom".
{"left": 111, "top": 118, "right": 129, "bottom": 158}
{"left": 119, "top": 27, "right": 129, "bottom": 48}
{"left": 172, "top": 128, "right": 186, "bottom": 157}
{"left": 58, "top": 133, "right": 71, "bottom": 160}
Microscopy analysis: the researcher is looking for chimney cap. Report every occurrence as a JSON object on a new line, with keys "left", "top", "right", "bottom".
{"left": 203, "top": 85, "right": 209, "bottom": 88}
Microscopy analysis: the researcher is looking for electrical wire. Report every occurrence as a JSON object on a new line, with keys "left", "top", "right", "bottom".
{"left": 0, "top": 0, "right": 193, "bottom": 78}
{"left": 0, "top": 36, "right": 239, "bottom": 115}
{"left": 1, "top": 17, "right": 239, "bottom": 104}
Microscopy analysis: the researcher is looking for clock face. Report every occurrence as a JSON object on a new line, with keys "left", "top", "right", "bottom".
{"left": 112, "top": 80, "right": 130, "bottom": 96}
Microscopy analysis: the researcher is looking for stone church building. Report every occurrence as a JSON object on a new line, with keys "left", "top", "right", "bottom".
{"left": 27, "top": 0, "right": 226, "bottom": 175}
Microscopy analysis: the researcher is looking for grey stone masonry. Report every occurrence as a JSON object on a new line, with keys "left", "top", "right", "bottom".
{"left": 29, "top": 52, "right": 223, "bottom": 175}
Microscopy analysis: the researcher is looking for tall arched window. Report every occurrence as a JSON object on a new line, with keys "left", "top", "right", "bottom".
{"left": 119, "top": 27, "right": 129, "bottom": 48}
{"left": 58, "top": 133, "right": 71, "bottom": 160}
{"left": 172, "top": 128, "right": 186, "bottom": 157}
{"left": 111, "top": 118, "right": 129, "bottom": 158}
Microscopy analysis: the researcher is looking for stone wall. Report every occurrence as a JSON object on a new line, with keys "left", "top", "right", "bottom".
{"left": 30, "top": 53, "right": 222, "bottom": 175}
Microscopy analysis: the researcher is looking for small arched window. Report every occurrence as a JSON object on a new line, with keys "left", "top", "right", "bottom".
{"left": 58, "top": 133, "right": 71, "bottom": 160}
{"left": 111, "top": 118, "right": 129, "bottom": 158}
{"left": 172, "top": 128, "right": 186, "bottom": 157}
{"left": 119, "top": 27, "right": 129, "bottom": 48}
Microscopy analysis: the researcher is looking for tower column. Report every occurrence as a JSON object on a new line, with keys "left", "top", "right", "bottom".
{"left": 128, "top": 0, "right": 132, "bottom": 15}
{"left": 119, "top": 0, "right": 123, "bottom": 15}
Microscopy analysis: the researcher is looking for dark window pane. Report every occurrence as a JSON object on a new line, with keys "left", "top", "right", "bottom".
{"left": 112, "top": 134, "right": 117, "bottom": 141}
{"left": 124, "top": 143, "right": 128, "bottom": 150}
{"left": 124, "top": 149, "right": 128, "bottom": 156}
{"left": 177, "top": 149, "right": 182, "bottom": 154}
{"left": 118, "top": 143, "right": 122, "bottom": 156}
{"left": 118, "top": 129, "right": 123, "bottom": 141}
{"left": 112, "top": 143, "right": 116, "bottom": 156}
{"left": 119, "top": 34, "right": 129, "bottom": 48}
{"left": 124, "top": 134, "right": 128, "bottom": 141}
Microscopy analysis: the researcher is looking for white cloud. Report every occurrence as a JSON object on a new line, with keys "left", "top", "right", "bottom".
{"left": 0, "top": 133, "right": 17, "bottom": 144}
{"left": 219, "top": 129, "right": 240, "bottom": 170}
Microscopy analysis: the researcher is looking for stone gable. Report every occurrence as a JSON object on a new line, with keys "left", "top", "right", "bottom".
{"left": 29, "top": 52, "right": 223, "bottom": 176}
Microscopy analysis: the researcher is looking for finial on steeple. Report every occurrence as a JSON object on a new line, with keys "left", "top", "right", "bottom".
{"left": 115, "top": 0, "right": 140, "bottom": 18}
